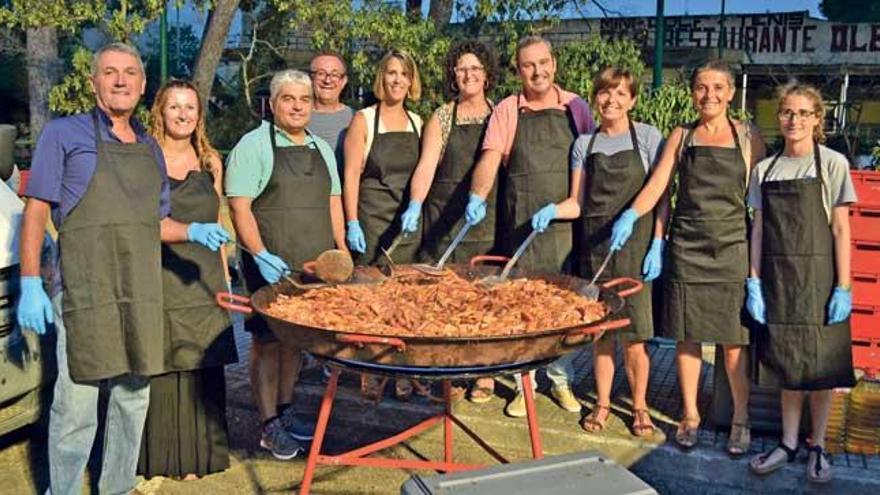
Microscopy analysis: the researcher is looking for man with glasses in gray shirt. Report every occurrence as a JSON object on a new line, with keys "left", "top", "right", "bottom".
{"left": 309, "top": 52, "right": 355, "bottom": 177}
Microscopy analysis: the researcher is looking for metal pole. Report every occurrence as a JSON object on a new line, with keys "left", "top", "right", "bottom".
{"left": 740, "top": 72, "right": 748, "bottom": 114}
{"left": 839, "top": 71, "right": 850, "bottom": 131}
{"left": 160, "top": 6, "right": 168, "bottom": 84}
{"left": 653, "top": 0, "right": 665, "bottom": 90}
{"left": 718, "top": 0, "right": 726, "bottom": 58}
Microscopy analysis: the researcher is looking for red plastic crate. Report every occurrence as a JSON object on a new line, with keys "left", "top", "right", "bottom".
{"left": 852, "top": 170, "right": 880, "bottom": 208}
{"left": 853, "top": 272, "right": 880, "bottom": 306}
{"left": 850, "top": 207, "right": 880, "bottom": 243}
{"left": 852, "top": 304, "right": 880, "bottom": 341}
{"left": 853, "top": 240, "right": 880, "bottom": 273}
{"left": 852, "top": 339, "right": 880, "bottom": 378}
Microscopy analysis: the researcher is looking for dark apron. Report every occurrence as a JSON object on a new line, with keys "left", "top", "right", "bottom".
{"left": 499, "top": 94, "right": 576, "bottom": 273}
{"left": 662, "top": 119, "right": 749, "bottom": 344}
{"left": 757, "top": 144, "right": 855, "bottom": 390}
{"left": 241, "top": 125, "right": 336, "bottom": 334}
{"left": 421, "top": 101, "right": 496, "bottom": 263}
{"left": 358, "top": 105, "right": 421, "bottom": 265}
{"left": 162, "top": 171, "right": 236, "bottom": 371}
{"left": 579, "top": 122, "right": 653, "bottom": 342}
{"left": 59, "top": 111, "right": 164, "bottom": 382}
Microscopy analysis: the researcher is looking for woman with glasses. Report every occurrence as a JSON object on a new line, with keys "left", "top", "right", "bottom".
{"left": 138, "top": 80, "right": 237, "bottom": 480}
{"left": 343, "top": 49, "right": 423, "bottom": 400}
{"left": 397, "top": 41, "right": 498, "bottom": 402}
{"left": 609, "top": 60, "right": 765, "bottom": 454}
{"left": 747, "top": 83, "right": 855, "bottom": 483}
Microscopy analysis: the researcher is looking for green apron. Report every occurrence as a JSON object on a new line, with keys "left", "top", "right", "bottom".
{"left": 241, "top": 125, "right": 335, "bottom": 335}
{"left": 499, "top": 94, "right": 576, "bottom": 273}
{"left": 421, "top": 101, "right": 496, "bottom": 263}
{"left": 662, "top": 119, "right": 749, "bottom": 344}
{"left": 59, "top": 110, "right": 164, "bottom": 382}
{"left": 358, "top": 105, "right": 421, "bottom": 265}
{"left": 579, "top": 121, "right": 653, "bottom": 342}
{"left": 162, "top": 171, "right": 236, "bottom": 371}
{"left": 757, "top": 144, "right": 855, "bottom": 390}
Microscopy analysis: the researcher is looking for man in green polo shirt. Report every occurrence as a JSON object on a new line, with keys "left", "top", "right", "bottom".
{"left": 226, "top": 69, "right": 345, "bottom": 459}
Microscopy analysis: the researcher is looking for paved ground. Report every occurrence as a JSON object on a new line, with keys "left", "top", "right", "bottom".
{"left": 0, "top": 313, "right": 877, "bottom": 494}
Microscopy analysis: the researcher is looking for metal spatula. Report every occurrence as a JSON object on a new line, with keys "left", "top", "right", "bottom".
{"left": 412, "top": 222, "right": 472, "bottom": 276}
{"left": 478, "top": 229, "right": 539, "bottom": 287}
{"left": 379, "top": 231, "right": 409, "bottom": 266}
{"left": 580, "top": 250, "right": 614, "bottom": 300}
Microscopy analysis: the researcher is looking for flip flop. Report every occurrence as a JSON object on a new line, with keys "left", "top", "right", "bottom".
{"left": 675, "top": 416, "right": 701, "bottom": 449}
{"left": 631, "top": 409, "right": 657, "bottom": 438}
{"left": 749, "top": 443, "right": 798, "bottom": 475}
{"left": 806, "top": 445, "right": 832, "bottom": 483}
{"left": 580, "top": 404, "right": 611, "bottom": 433}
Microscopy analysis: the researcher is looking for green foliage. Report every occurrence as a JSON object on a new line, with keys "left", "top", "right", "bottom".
{"left": 47, "top": 47, "right": 95, "bottom": 116}
{"left": 872, "top": 140, "right": 880, "bottom": 168}
{"left": 631, "top": 83, "right": 697, "bottom": 136}
{"left": 554, "top": 37, "right": 644, "bottom": 101}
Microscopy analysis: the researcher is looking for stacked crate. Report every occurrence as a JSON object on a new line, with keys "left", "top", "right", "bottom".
{"left": 851, "top": 170, "right": 880, "bottom": 378}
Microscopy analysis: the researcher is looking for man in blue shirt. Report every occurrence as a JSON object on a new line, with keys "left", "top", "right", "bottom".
{"left": 16, "top": 43, "right": 228, "bottom": 495}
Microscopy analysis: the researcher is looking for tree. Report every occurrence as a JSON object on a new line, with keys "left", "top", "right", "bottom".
{"left": 192, "top": 0, "right": 239, "bottom": 107}
{"left": 25, "top": 26, "right": 58, "bottom": 136}
{"left": 820, "top": 0, "right": 880, "bottom": 22}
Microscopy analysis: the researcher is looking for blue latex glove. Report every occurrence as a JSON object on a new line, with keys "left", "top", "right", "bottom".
{"left": 609, "top": 208, "right": 639, "bottom": 251}
{"left": 254, "top": 250, "right": 291, "bottom": 284}
{"left": 530, "top": 203, "right": 557, "bottom": 233}
{"left": 641, "top": 238, "right": 665, "bottom": 282}
{"left": 827, "top": 286, "right": 852, "bottom": 325}
{"left": 187, "top": 222, "right": 230, "bottom": 251}
{"left": 17, "top": 276, "right": 54, "bottom": 335}
{"left": 401, "top": 200, "right": 422, "bottom": 234}
{"left": 745, "top": 277, "right": 767, "bottom": 325}
{"left": 464, "top": 193, "right": 487, "bottom": 226}
{"left": 346, "top": 220, "right": 366, "bottom": 254}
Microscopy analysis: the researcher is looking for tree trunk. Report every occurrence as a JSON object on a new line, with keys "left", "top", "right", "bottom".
{"left": 428, "top": 0, "right": 454, "bottom": 28}
{"left": 192, "top": 0, "right": 239, "bottom": 107}
{"left": 26, "top": 26, "right": 58, "bottom": 138}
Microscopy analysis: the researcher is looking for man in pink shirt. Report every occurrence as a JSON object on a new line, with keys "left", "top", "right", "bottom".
{"left": 464, "top": 35, "right": 594, "bottom": 417}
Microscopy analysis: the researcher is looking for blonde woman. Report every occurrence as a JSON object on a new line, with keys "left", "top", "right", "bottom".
{"left": 344, "top": 50, "right": 423, "bottom": 401}
{"left": 138, "top": 80, "right": 237, "bottom": 479}
{"left": 747, "top": 83, "right": 856, "bottom": 483}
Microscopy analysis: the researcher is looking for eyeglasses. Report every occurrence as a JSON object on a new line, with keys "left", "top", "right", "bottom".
{"left": 777, "top": 109, "right": 818, "bottom": 121}
{"left": 454, "top": 65, "right": 485, "bottom": 75}
{"left": 310, "top": 70, "right": 346, "bottom": 81}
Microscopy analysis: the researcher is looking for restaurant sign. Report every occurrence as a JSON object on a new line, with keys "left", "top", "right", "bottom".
{"left": 585, "top": 11, "right": 880, "bottom": 65}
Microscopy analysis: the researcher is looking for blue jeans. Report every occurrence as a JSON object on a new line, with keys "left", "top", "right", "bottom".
{"left": 513, "top": 352, "right": 578, "bottom": 391}
{"left": 47, "top": 294, "right": 151, "bottom": 495}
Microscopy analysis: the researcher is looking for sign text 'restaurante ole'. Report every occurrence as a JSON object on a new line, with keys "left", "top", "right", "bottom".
{"left": 591, "top": 11, "right": 880, "bottom": 65}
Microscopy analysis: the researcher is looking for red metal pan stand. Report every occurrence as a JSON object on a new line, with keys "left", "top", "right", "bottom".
{"left": 298, "top": 366, "right": 544, "bottom": 495}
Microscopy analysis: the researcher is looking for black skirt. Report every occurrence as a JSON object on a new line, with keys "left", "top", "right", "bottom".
{"left": 138, "top": 367, "right": 231, "bottom": 478}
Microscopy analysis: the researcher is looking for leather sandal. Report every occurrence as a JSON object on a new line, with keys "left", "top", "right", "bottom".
{"left": 631, "top": 409, "right": 657, "bottom": 438}
{"left": 580, "top": 404, "right": 611, "bottom": 433}
{"left": 749, "top": 442, "right": 798, "bottom": 476}
{"left": 394, "top": 379, "right": 414, "bottom": 401}
{"left": 727, "top": 422, "right": 752, "bottom": 457}
{"left": 674, "top": 416, "right": 700, "bottom": 449}
{"left": 360, "top": 374, "right": 388, "bottom": 404}
{"left": 468, "top": 377, "right": 495, "bottom": 404}
{"left": 806, "top": 445, "right": 832, "bottom": 484}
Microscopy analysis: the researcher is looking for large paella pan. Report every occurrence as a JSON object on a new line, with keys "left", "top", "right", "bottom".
{"left": 218, "top": 255, "right": 642, "bottom": 368}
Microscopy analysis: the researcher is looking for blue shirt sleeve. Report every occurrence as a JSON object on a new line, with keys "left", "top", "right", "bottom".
{"left": 25, "top": 120, "right": 65, "bottom": 203}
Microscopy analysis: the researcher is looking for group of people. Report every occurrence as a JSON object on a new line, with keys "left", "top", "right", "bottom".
{"left": 13, "top": 31, "right": 856, "bottom": 493}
